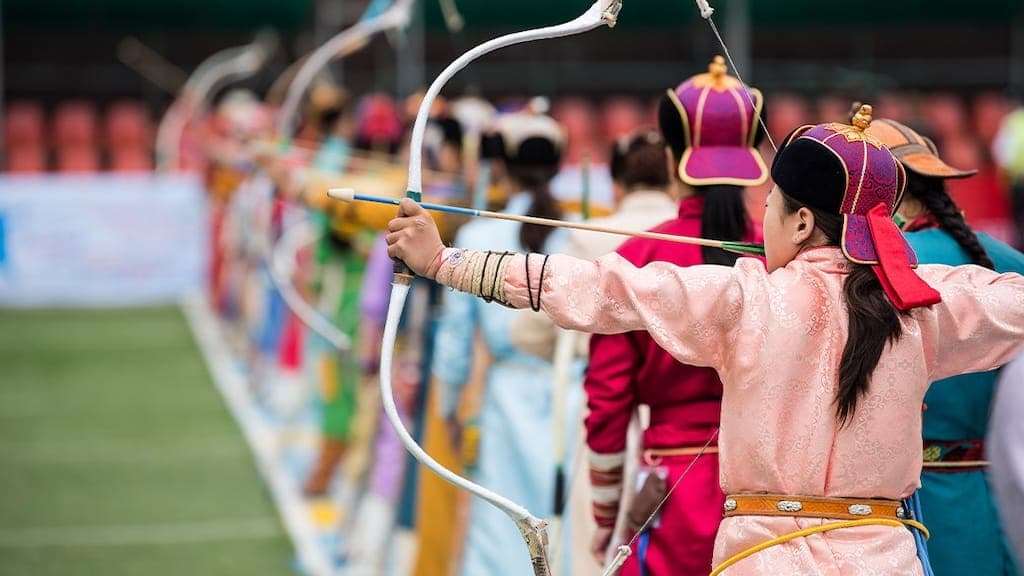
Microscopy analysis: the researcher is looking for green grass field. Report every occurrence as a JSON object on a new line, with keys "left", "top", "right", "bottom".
{"left": 0, "top": 306, "right": 295, "bottom": 575}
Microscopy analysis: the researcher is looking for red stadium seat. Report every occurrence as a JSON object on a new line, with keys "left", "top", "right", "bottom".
{"left": 5, "top": 101, "right": 46, "bottom": 148}
{"left": 816, "top": 95, "right": 855, "bottom": 124}
{"left": 56, "top": 145, "right": 100, "bottom": 173}
{"left": 767, "top": 93, "right": 811, "bottom": 143}
{"left": 972, "top": 92, "right": 1012, "bottom": 144}
{"left": 53, "top": 100, "right": 98, "bottom": 148}
{"left": 5, "top": 145, "right": 47, "bottom": 173}
{"left": 552, "top": 97, "right": 598, "bottom": 165}
{"left": 106, "top": 100, "right": 152, "bottom": 149}
{"left": 921, "top": 93, "right": 967, "bottom": 140}
{"left": 110, "top": 146, "right": 153, "bottom": 172}
{"left": 874, "top": 93, "right": 916, "bottom": 125}
{"left": 601, "top": 96, "right": 646, "bottom": 148}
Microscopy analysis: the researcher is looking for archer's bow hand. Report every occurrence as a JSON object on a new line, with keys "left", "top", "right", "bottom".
{"left": 386, "top": 198, "right": 446, "bottom": 279}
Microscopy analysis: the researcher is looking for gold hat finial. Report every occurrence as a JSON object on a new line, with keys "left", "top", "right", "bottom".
{"left": 709, "top": 55, "right": 728, "bottom": 80}
{"left": 852, "top": 104, "right": 873, "bottom": 131}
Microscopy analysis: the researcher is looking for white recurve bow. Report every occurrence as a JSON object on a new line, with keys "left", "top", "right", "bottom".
{"left": 156, "top": 32, "right": 279, "bottom": 171}
{"left": 275, "top": 0, "right": 415, "bottom": 139}
{"left": 373, "top": 2, "right": 623, "bottom": 573}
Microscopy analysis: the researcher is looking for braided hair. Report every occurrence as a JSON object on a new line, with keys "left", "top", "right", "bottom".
{"left": 905, "top": 173, "right": 995, "bottom": 269}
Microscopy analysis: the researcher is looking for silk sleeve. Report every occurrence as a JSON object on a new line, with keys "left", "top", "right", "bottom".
{"left": 918, "top": 264, "right": 1024, "bottom": 381}
{"left": 501, "top": 252, "right": 747, "bottom": 370}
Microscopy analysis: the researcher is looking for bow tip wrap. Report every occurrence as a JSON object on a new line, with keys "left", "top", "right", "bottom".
{"left": 695, "top": 0, "right": 714, "bottom": 19}
{"left": 601, "top": 545, "right": 633, "bottom": 576}
{"left": 599, "top": 0, "right": 623, "bottom": 27}
{"left": 446, "top": 14, "right": 465, "bottom": 32}
{"left": 515, "top": 517, "right": 552, "bottom": 576}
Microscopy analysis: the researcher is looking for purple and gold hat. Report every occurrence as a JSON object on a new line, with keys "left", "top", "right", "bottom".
{"left": 660, "top": 56, "right": 767, "bottom": 187}
{"left": 772, "top": 105, "right": 941, "bottom": 311}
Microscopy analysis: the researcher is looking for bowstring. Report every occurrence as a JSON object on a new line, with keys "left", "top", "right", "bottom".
{"left": 703, "top": 16, "right": 778, "bottom": 153}
{"left": 610, "top": 0, "right": 774, "bottom": 547}
{"left": 606, "top": 6, "right": 770, "bottom": 574}
{"left": 621, "top": 428, "right": 719, "bottom": 552}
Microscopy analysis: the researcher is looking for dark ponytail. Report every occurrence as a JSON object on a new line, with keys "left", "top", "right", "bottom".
{"left": 699, "top": 185, "right": 750, "bottom": 266}
{"left": 782, "top": 193, "right": 905, "bottom": 426}
{"left": 510, "top": 165, "right": 563, "bottom": 253}
{"left": 906, "top": 174, "right": 995, "bottom": 269}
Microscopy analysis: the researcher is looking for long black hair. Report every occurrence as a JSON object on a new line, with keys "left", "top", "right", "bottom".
{"left": 698, "top": 185, "right": 749, "bottom": 266}
{"left": 510, "top": 163, "right": 563, "bottom": 253}
{"left": 905, "top": 173, "right": 995, "bottom": 269}
{"left": 782, "top": 193, "right": 906, "bottom": 426}
{"left": 497, "top": 133, "right": 564, "bottom": 254}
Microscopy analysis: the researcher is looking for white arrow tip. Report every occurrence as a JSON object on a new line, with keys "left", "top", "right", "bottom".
{"left": 327, "top": 188, "right": 356, "bottom": 202}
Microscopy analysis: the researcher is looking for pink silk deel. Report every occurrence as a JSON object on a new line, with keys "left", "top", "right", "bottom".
{"left": 436, "top": 246, "right": 1024, "bottom": 575}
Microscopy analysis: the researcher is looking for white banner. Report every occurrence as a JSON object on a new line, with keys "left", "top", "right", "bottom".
{"left": 0, "top": 173, "right": 208, "bottom": 307}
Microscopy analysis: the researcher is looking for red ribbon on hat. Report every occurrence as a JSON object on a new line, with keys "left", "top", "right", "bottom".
{"left": 865, "top": 203, "right": 941, "bottom": 311}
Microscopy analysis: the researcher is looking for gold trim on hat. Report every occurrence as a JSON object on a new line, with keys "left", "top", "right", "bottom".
{"left": 841, "top": 215, "right": 878, "bottom": 266}
{"left": 850, "top": 139, "right": 870, "bottom": 213}
{"left": 667, "top": 88, "right": 693, "bottom": 149}
{"left": 726, "top": 86, "right": 750, "bottom": 146}
{"left": 677, "top": 146, "right": 768, "bottom": 187}
{"left": 689, "top": 55, "right": 743, "bottom": 91}
{"left": 694, "top": 86, "right": 711, "bottom": 147}
{"left": 823, "top": 104, "right": 884, "bottom": 149}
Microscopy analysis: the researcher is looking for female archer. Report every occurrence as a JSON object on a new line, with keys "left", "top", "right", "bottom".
{"left": 585, "top": 57, "right": 767, "bottom": 575}
{"left": 431, "top": 108, "right": 574, "bottom": 575}
{"left": 384, "top": 106, "right": 1024, "bottom": 574}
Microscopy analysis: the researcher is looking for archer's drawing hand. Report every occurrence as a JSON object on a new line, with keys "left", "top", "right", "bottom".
{"left": 386, "top": 198, "right": 446, "bottom": 279}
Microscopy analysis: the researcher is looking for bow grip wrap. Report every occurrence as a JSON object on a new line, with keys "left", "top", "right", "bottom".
{"left": 393, "top": 189, "right": 422, "bottom": 281}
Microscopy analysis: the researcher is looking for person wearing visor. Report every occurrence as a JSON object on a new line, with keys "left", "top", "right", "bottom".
{"left": 866, "top": 116, "right": 1024, "bottom": 576}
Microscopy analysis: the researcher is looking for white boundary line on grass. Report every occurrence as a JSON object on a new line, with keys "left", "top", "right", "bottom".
{"left": 181, "top": 295, "right": 334, "bottom": 576}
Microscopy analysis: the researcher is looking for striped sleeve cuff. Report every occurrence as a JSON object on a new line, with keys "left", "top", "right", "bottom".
{"left": 589, "top": 449, "right": 625, "bottom": 528}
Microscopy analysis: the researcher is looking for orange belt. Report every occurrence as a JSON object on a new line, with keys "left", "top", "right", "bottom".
{"left": 643, "top": 445, "right": 718, "bottom": 466}
{"left": 723, "top": 493, "right": 907, "bottom": 522}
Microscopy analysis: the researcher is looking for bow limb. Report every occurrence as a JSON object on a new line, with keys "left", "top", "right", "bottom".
{"left": 156, "top": 33, "right": 278, "bottom": 171}
{"left": 438, "top": 0, "right": 465, "bottom": 32}
{"left": 270, "top": 218, "right": 352, "bottom": 352}
{"left": 275, "top": 0, "right": 414, "bottom": 139}
{"left": 378, "top": 2, "right": 621, "bottom": 574}
{"left": 406, "top": 0, "right": 620, "bottom": 195}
